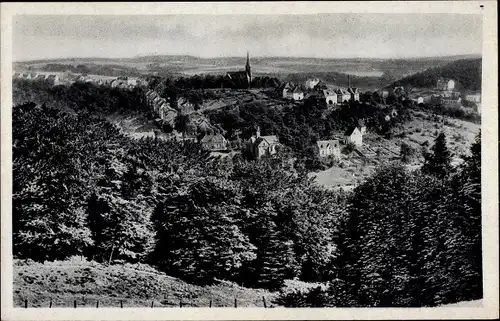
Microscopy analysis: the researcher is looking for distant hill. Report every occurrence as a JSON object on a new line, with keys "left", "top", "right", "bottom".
{"left": 389, "top": 58, "right": 482, "bottom": 91}
{"left": 14, "top": 55, "right": 481, "bottom": 90}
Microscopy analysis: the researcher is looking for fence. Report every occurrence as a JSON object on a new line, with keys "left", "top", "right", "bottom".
{"left": 20, "top": 296, "right": 271, "bottom": 308}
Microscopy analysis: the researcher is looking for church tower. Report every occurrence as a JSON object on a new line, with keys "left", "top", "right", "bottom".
{"left": 245, "top": 51, "right": 252, "bottom": 85}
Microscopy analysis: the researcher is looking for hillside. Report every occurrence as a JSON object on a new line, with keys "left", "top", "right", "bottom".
{"left": 390, "top": 58, "right": 482, "bottom": 91}
{"left": 13, "top": 258, "right": 277, "bottom": 308}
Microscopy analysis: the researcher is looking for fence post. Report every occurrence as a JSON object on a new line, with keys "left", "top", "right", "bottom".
{"left": 120, "top": 300, "right": 123, "bottom": 308}
{"left": 234, "top": 298, "right": 237, "bottom": 308}
{"left": 262, "top": 296, "right": 267, "bottom": 308}
{"left": 179, "top": 300, "right": 183, "bottom": 308}
{"left": 74, "top": 300, "right": 77, "bottom": 308}
{"left": 24, "top": 299, "right": 27, "bottom": 308}
{"left": 151, "top": 301, "right": 154, "bottom": 308}
{"left": 96, "top": 301, "right": 99, "bottom": 308}
{"left": 49, "top": 299, "right": 52, "bottom": 308}
{"left": 209, "top": 299, "right": 212, "bottom": 308}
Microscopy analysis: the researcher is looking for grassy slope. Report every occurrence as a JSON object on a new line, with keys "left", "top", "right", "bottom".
{"left": 13, "top": 258, "right": 276, "bottom": 308}
{"left": 311, "top": 109, "right": 480, "bottom": 190}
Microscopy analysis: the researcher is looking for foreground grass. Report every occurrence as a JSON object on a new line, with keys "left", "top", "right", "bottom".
{"left": 13, "top": 257, "right": 276, "bottom": 308}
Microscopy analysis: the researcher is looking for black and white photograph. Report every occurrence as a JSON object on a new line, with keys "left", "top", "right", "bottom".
{"left": 1, "top": 1, "right": 498, "bottom": 320}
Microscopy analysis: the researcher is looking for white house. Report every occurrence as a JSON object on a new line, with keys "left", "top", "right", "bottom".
{"left": 317, "top": 140, "right": 341, "bottom": 159}
{"left": 465, "top": 93, "right": 481, "bottom": 103}
{"left": 348, "top": 87, "right": 360, "bottom": 101}
{"left": 336, "top": 88, "right": 351, "bottom": 103}
{"left": 343, "top": 126, "right": 363, "bottom": 147}
{"left": 291, "top": 87, "right": 304, "bottom": 101}
{"left": 322, "top": 89, "right": 338, "bottom": 106}
{"left": 417, "top": 96, "right": 424, "bottom": 104}
{"left": 436, "top": 78, "right": 455, "bottom": 91}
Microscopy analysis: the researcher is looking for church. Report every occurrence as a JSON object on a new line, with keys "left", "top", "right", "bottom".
{"left": 226, "top": 51, "right": 252, "bottom": 88}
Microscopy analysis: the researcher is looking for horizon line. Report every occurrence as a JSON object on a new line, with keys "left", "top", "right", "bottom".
{"left": 14, "top": 53, "right": 482, "bottom": 64}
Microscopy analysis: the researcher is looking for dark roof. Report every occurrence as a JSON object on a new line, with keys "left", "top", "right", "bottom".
{"left": 255, "top": 135, "right": 279, "bottom": 146}
{"left": 201, "top": 134, "right": 226, "bottom": 143}
{"left": 317, "top": 140, "right": 340, "bottom": 149}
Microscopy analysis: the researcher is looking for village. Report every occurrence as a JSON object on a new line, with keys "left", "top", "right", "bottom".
{"left": 13, "top": 55, "right": 481, "bottom": 190}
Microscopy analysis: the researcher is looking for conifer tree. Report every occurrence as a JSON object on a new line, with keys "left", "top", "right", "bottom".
{"left": 422, "top": 132, "right": 453, "bottom": 178}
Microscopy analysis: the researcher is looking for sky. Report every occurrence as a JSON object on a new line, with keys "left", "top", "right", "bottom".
{"left": 13, "top": 14, "right": 482, "bottom": 61}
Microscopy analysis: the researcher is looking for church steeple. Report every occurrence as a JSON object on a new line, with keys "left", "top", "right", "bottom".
{"left": 245, "top": 51, "right": 252, "bottom": 85}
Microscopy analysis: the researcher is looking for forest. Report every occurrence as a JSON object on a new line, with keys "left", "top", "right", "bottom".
{"left": 12, "top": 79, "right": 482, "bottom": 307}
{"left": 390, "top": 58, "right": 482, "bottom": 91}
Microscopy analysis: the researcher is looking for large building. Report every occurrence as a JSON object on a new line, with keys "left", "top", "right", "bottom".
{"left": 226, "top": 51, "right": 252, "bottom": 88}
{"left": 248, "top": 126, "right": 281, "bottom": 159}
{"left": 436, "top": 78, "right": 455, "bottom": 91}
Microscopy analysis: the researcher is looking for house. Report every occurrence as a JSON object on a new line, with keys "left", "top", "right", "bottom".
{"left": 417, "top": 96, "right": 424, "bottom": 104}
{"left": 316, "top": 139, "right": 341, "bottom": 159}
{"left": 201, "top": 134, "right": 228, "bottom": 151}
{"left": 46, "top": 75, "right": 60, "bottom": 86}
{"left": 291, "top": 87, "right": 304, "bottom": 101}
{"left": 348, "top": 87, "right": 360, "bottom": 101}
{"left": 343, "top": 126, "right": 363, "bottom": 147}
{"left": 127, "top": 78, "right": 138, "bottom": 87}
{"left": 436, "top": 78, "right": 455, "bottom": 91}
{"left": 465, "top": 93, "right": 481, "bottom": 103}
{"left": 322, "top": 89, "right": 338, "bottom": 106}
{"left": 305, "top": 78, "right": 320, "bottom": 89}
{"left": 336, "top": 88, "right": 351, "bottom": 103}
{"left": 159, "top": 104, "right": 177, "bottom": 125}
{"left": 281, "top": 83, "right": 304, "bottom": 101}
{"left": 281, "top": 82, "right": 293, "bottom": 99}
{"left": 34, "top": 74, "right": 46, "bottom": 82}
{"left": 381, "top": 90, "right": 389, "bottom": 98}
{"left": 442, "top": 97, "right": 462, "bottom": 107}
{"left": 248, "top": 126, "right": 281, "bottom": 158}
{"left": 177, "top": 97, "right": 195, "bottom": 113}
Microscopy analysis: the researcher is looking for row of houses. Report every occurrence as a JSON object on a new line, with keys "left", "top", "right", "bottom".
{"left": 13, "top": 71, "right": 146, "bottom": 89}
{"left": 13, "top": 72, "right": 61, "bottom": 85}
{"left": 280, "top": 79, "right": 361, "bottom": 105}
{"left": 146, "top": 90, "right": 178, "bottom": 127}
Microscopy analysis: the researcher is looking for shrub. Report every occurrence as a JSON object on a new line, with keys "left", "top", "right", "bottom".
{"left": 342, "top": 142, "right": 356, "bottom": 154}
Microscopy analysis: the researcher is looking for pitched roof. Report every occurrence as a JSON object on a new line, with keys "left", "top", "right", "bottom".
{"left": 256, "top": 135, "right": 279, "bottom": 146}
{"left": 336, "top": 88, "right": 349, "bottom": 95}
{"left": 317, "top": 140, "right": 340, "bottom": 149}
{"left": 344, "top": 126, "right": 360, "bottom": 136}
{"left": 348, "top": 87, "right": 359, "bottom": 94}
{"left": 201, "top": 134, "right": 226, "bottom": 143}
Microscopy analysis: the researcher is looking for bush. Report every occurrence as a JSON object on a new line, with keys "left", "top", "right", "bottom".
{"left": 272, "top": 286, "right": 330, "bottom": 307}
{"left": 343, "top": 142, "right": 356, "bottom": 154}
